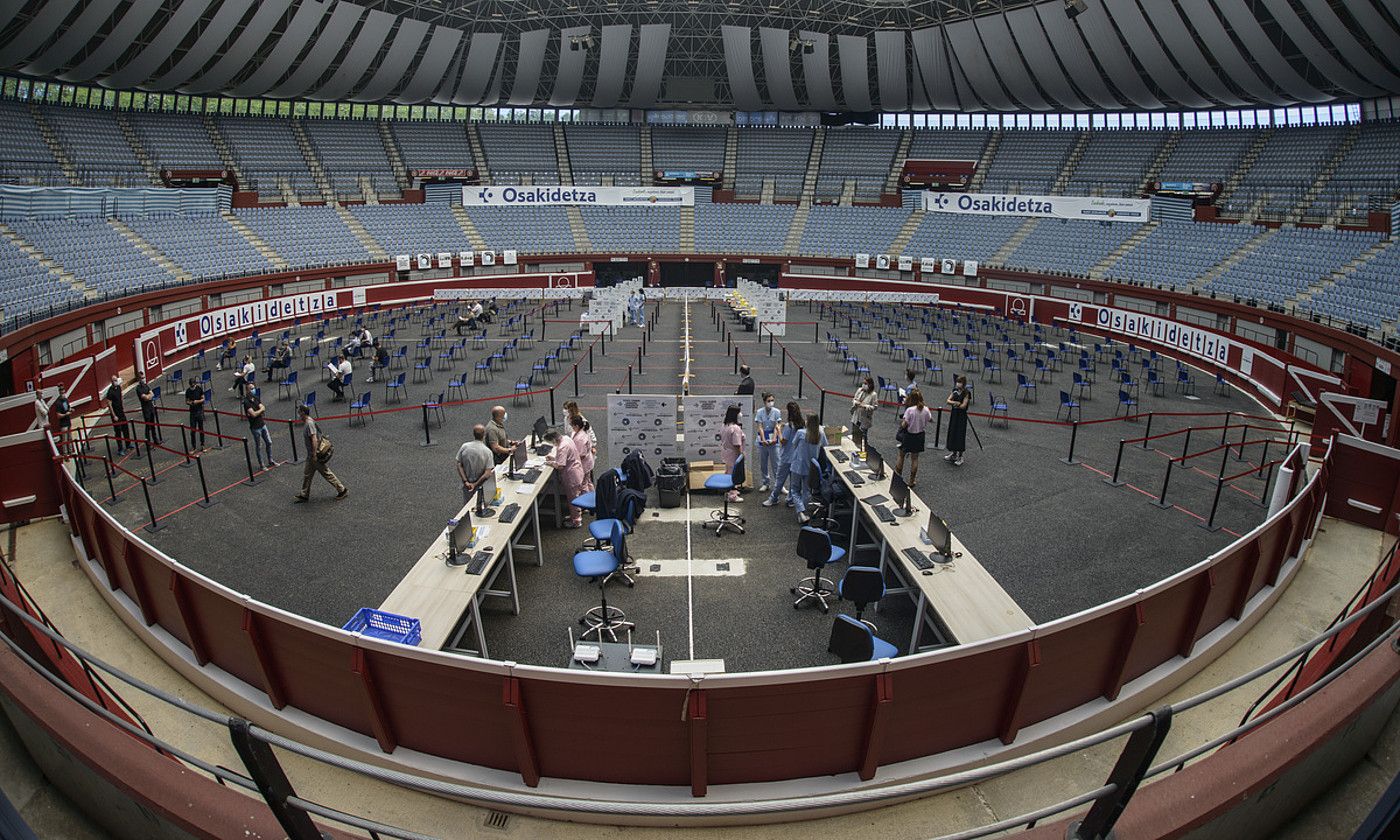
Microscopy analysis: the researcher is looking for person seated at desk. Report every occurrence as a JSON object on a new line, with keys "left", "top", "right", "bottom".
{"left": 485, "top": 405, "right": 520, "bottom": 464}
{"left": 543, "top": 428, "right": 584, "bottom": 528}
{"left": 456, "top": 424, "right": 495, "bottom": 505}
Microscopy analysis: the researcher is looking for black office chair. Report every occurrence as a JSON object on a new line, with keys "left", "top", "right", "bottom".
{"left": 838, "top": 566, "right": 887, "bottom": 632}
{"left": 803, "top": 459, "right": 840, "bottom": 532}
{"left": 828, "top": 615, "right": 898, "bottom": 663}
{"left": 703, "top": 455, "right": 746, "bottom": 537}
{"left": 791, "top": 526, "right": 846, "bottom": 612}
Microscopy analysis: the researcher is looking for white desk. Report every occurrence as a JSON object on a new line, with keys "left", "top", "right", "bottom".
{"left": 826, "top": 438, "right": 1031, "bottom": 650}
{"left": 379, "top": 452, "right": 555, "bottom": 655}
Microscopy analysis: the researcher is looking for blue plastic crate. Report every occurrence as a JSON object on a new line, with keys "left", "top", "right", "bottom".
{"left": 341, "top": 608, "right": 422, "bottom": 646}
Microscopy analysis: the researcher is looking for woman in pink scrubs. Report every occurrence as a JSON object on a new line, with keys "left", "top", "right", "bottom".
{"left": 545, "top": 428, "right": 586, "bottom": 528}
{"left": 719, "top": 403, "right": 747, "bottom": 503}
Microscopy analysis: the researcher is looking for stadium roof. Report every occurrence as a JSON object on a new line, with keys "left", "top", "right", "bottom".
{"left": 0, "top": 0, "right": 1397, "bottom": 112}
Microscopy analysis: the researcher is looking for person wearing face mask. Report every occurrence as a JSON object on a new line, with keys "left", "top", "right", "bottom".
{"left": 485, "top": 405, "right": 520, "bottom": 464}
{"left": 103, "top": 374, "right": 131, "bottom": 456}
{"left": 754, "top": 392, "right": 782, "bottom": 493}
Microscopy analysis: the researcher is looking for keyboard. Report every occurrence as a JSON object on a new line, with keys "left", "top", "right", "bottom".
{"left": 831, "top": 450, "right": 848, "bottom": 463}
{"left": 903, "top": 547, "right": 934, "bottom": 570}
{"left": 465, "top": 551, "right": 492, "bottom": 575}
{"left": 873, "top": 505, "right": 898, "bottom": 524}
{"left": 498, "top": 503, "right": 521, "bottom": 523}
{"left": 843, "top": 471, "right": 865, "bottom": 486}
{"left": 521, "top": 467, "right": 543, "bottom": 484}
{"left": 861, "top": 494, "right": 889, "bottom": 506}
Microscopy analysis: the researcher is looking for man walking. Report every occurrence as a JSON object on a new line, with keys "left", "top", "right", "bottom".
{"left": 293, "top": 404, "right": 347, "bottom": 502}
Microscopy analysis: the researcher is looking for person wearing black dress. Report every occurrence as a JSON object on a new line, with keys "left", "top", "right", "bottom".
{"left": 944, "top": 374, "right": 972, "bottom": 467}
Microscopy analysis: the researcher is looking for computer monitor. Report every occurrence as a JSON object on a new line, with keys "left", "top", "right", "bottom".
{"left": 509, "top": 439, "right": 527, "bottom": 477}
{"left": 889, "top": 469, "right": 914, "bottom": 516}
{"left": 531, "top": 416, "right": 550, "bottom": 453}
{"left": 446, "top": 510, "right": 474, "bottom": 566}
{"left": 474, "top": 473, "right": 497, "bottom": 518}
{"left": 865, "top": 445, "right": 885, "bottom": 481}
{"left": 926, "top": 512, "right": 954, "bottom": 562}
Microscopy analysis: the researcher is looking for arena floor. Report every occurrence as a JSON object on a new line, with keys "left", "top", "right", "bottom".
{"left": 88, "top": 293, "right": 1284, "bottom": 673}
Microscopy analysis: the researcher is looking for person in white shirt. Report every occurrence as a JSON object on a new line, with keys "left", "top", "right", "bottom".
{"left": 233, "top": 355, "right": 256, "bottom": 397}
{"left": 326, "top": 353, "right": 353, "bottom": 401}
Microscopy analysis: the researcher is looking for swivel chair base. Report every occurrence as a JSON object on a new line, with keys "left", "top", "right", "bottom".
{"left": 580, "top": 605, "right": 635, "bottom": 642}
{"left": 704, "top": 509, "right": 746, "bottom": 536}
{"left": 604, "top": 557, "right": 640, "bottom": 587}
{"left": 791, "top": 576, "right": 837, "bottom": 612}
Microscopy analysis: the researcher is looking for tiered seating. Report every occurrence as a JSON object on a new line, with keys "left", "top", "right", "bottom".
{"left": 693, "top": 204, "right": 795, "bottom": 253}
{"left": 463, "top": 206, "right": 574, "bottom": 252}
{"left": 40, "top": 106, "right": 147, "bottom": 186}
{"left": 0, "top": 102, "right": 67, "bottom": 185}
{"left": 902, "top": 213, "right": 1024, "bottom": 261}
{"left": 906, "top": 129, "right": 991, "bottom": 164}
{"left": 980, "top": 130, "right": 1078, "bottom": 194}
{"left": 814, "top": 128, "right": 900, "bottom": 202}
{"left": 390, "top": 121, "right": 474, "bottom": 171}
{"left": 124, "top": 213, "right": 273, "bottom": 279}
{"left": 302, "top": 120, "right": 397, "bottom": 198}
{"left": 9, "top": 218, "right": 164, "bottom": 295}
{"left": 565, "top": 124, "right": 641, "bottom": 186}
{"left": 476, "top": 124, "right": 559, "bottom": 185}
{"left": 215, "top": 117, "right": 318, "bottom": 198}
{"left": 1002, "top": 219, "right": 1142, "bottom": 275}
{"left": 1220, "top": 127, "right": 1346, "bottom": 219}
{"left": 0, "top": 236, "right": 83, "bottom": 320}
{"left": 580, "top": 207, "right": 680, "bottom": 251}
{"left": 1104, "top": 220, "right": 1258, "bottom": 289}
{"left": 797, "top": 206, "right": 908, "bottom": 256}
{"left": 733, "top": 128, "right": 812, "bottom": 199}
{"left": 1205, "top": 226, "right": 1381, "bottom": 304}
{"left": 350, "top": 204, "right": 476, "bottom": 255}
{"left": 236, "top": 207, "right": 372, "bottom": 269}
{"left": 127, "top": 113, "right": 223, "bottom": 170}
{"left": 1063, "top": 131, "right": 1167, "bottom": 197}
{"left": 1156, "top": 129, "right": 1256, "bottom": 184}
{"left": 651, "top": 126, "right": 726, "bottom": 175}
{"left": 1306, "top": 122, "right": 1400, "bottom": 224}
{"left": 1311, "top": 241, "right": 1400, "bottom": 328}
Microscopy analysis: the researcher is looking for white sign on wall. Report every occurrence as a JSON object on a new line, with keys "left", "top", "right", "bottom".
{"left": 963, "top": 260, "right": 979, "bottom": 277}
{"left": 682, "top": 395, "right": 752, "bottom": 463}
{"left": 436, "top": 252, "right": 452, "bottom": 268}
{"left": 1078, "top": 305, "right": 1232, "bottom": 365}
{"left": 606, "top": 394, "right": 680, "bottom": 462}
{"left": 855, "top": 253, "right": 870, "bottom": 269}
{"left": 395, "top": 254, "right": 411, "bottom": 271}
{"left": 463, "top": 185, "right": 694, "bottom": 207}
{"left": 924, "top": 191, "right": 1151, "bottom": 222}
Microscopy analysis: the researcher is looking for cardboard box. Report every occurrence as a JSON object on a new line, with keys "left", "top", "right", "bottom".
{"left": 688, "top": 459, "right": 752, "bottom": 491}
{"left": 825, "top": 425, "right": 847, "bottom": 446}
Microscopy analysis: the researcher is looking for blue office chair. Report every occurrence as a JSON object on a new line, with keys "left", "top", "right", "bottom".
{"left": 791, "top": 526, "right": 846, "bottom": 612}
{"left": 828, "top": 614, "right": 898, "bottom": 663}
{"left": 838, "top": 565, "right": 886, "bottom": 631}
{"left": 589, "top": 493, "right": 642, "bottom": 587}
{"left": 573, "top": 521, "right": 635, "bottom": 641}
{"left": 703, "top": 455, "right": 745, "bottom": 537}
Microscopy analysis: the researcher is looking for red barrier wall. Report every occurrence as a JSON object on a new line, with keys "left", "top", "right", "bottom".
{"left": 50, "top": 438, "right": 1330, "bottom": 792}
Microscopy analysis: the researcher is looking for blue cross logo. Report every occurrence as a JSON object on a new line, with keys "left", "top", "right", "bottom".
{"left": 932, "top": 194, "right": 949, "bottom": 209}
{"left": 477, "top": 188, "right": 494, "bottom": 203}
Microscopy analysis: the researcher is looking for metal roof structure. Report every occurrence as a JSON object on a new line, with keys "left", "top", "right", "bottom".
{"left": 0, "top": 0, "right": 1398, "bottom": 111}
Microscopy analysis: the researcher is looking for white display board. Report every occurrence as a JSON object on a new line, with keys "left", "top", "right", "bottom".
{"left": 681, "top": 395, "right": 752, "bottom": 463}
{"left": 606, "top": 394, "right": 680, "bottom": 461}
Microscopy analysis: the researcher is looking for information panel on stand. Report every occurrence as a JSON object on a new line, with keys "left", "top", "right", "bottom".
{"left": 682, "top": 395, "right": 753, "bottom": 462}
{"left": 606, "top": 394, "right": 681, "bottom": 461}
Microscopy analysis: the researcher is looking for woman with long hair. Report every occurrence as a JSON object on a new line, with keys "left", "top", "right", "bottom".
{"left": 764, "top": 401, "right": 805, "bottom": 508}
{"left": 789, "top": 412, "right": 828, "bottom": 524}
{"left": 943, "top": 374, "right": 972, "bottom": 468}
{"left": 850, "top": 376, "right": 877, "bottom": 449}
{"left": 894, "top": 386, "right": 935, "bottom": 487}
{"left": 569, "top": 413, "right": 595, "bottom": 495}
{"left": 563, "top": 399, "right": 597, "bottom": 479}
{"left": 544, "top": 428, "right": 585, "bottom": 528}
{"left": 719, "top": 403, "right": 747, "bottom": 503}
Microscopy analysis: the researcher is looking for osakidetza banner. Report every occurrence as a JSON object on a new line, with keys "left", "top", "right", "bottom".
{"left": 923, "top": 191, "right": 1150, "bottom": 222}
{"left": 462, "top": 185, "right": 694, "bottom": 207}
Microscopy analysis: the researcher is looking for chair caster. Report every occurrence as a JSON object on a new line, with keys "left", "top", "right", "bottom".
{"left": 820, "top": 606, "right": 829, "bottom": 614}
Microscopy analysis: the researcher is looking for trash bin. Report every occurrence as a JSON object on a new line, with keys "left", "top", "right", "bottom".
{"left": 657, "top": 457, "right": 688, "bottom": 508}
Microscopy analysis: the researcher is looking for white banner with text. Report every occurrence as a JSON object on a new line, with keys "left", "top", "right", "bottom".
{"left": 462, "top": 185, "right": 694, "bottom": 207}
{"left": 922, "top": 191, "right": 1150, "bottom": 222}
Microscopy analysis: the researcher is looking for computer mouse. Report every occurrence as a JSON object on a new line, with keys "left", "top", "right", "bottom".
{"left": 922, "top": 569, "right": 933, "bottom": 576}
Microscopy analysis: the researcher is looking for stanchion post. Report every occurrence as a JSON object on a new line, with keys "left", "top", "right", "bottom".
{"left": 1199, "top": 478, "right": 1225, "bottom": 532}
{"left": 819, "top": 390, "right": 826, "bottom": 424}
{"left": 1105, "top": 439, "right": 1127, "bottom": 486}
{"left": 1258, "top": 461, "right": 1277, "bottom": 507}
{"left": 732, "top": 354, "right": 738, "bottom": 375}
{"left": 769, "top": 334, "right": 774, "bottom": 356}
{"left": 573, "top": 365, "right": 580, "bottom": 397}
{"left": 637, "top": 345, "right": 643, "bottom": 375}
{"left": 1060, "top": 421, "right": 1081, "bottom": 466}
{"left": 242, "top": 438, "right": 256, "bottom": 485}
{"left": 1235, "top": 423, "right": 1248, "bottom": 461}
{"left": 588, "top": 344, "right": 595, "bottom": 374}
{"left": 781, "top": 349, "right": 787, "bottom": 376}
{"left": 141, "top": 478, "right": 162, "bottom": 533}
{"left": 212, "top": 407, "right": 224, "bottom": 448}
{"left": 287, "top": 421, "right": 300, "bottom": 464}
{"left": 549, "top": 387, "right": 557, "bottom": 426}
{"left": 420, "top": 404, "right": 435, "bottom": 448}
{"left": 1180, "top": 426, "right": 1194, "bottom": 461}
{"left": 797, "top": 367, "right": 804, "bottom": 399}
{"left": 179, "top": 425, "right": 192, "bottom": 465}
{"left": 1257, "top": 439, "right": 1270, "bottom": 479}
{"left": 1140, "top": 412, "right": 1153, "bottom": 449}
{"left": 104, "top": 458, "right": 119, "bottom": 505}
{"left": 195, "top": 455, "right": 216, "bottom": 509}
{"left": 103, "top": 436, "right": 115, "bottom": 477}
{"left": 145, "top": 441, "right": 158, "bottom": 484}
{"left": 628, "top": 365, "right": 634, "bottom": 394}
{"left": 1219, "top": 412, "right": 1231, "bottom": 445}
{"left": 1152, "top": 459, "right": 1175, "bottom": 509}
{"left": 934, "top": 406, "right": 943, "bottom": 449}
{"left": 813, "top": 322, "right": 819, "bottom": 344}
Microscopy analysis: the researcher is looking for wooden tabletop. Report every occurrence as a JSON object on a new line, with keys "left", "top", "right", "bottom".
{"left": 827, "top": 438, "right": 1032, "bottom": 644}
{"left": 379, "top": 450, "right": 555, "bottom": 650}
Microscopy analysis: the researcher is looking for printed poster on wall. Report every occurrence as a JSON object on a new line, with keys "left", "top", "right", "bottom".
{"left": 463, "top": 185, "right": 694, "bottom": 207}
{"left": 606, "top": 394, "right": 680, "bottom": 461}
{"left": 923, "top": 191, "right": 1151, "bottom": 222}
{"left": 1240, "top": 346, "right": 1254, "bottom": 377}
{"left": 682, "top": 395, "right": 753, "bottom": 463}
{"left": 395, "top": 254, "right": 411, "bottom": 271}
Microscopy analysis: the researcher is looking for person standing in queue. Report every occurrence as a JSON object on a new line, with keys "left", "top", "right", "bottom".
{"left": 850, "top": 376, "right": 877, "bottom": 450}
{"left": 455, "top": 424, "right": 495, "bottom": 505}
{"left": 484, "top": 405, "right": 520, "bottom": 464}
{"left": 763, "top": 401, "right": 805, "bottom": 508}
{"left": 184, "top": 378, "right": 207, "bottom": 451}
{"left": 135, "top": 371, "right": 162, "bottom": 448}
{"left": 736, "top": 364, "right": 755, "bottom": 395}
{"left": 293, "top": 404, "right": 347, "bottom": 502}
{"left": 754, "top": 392, "right": 781, "bottom": 493}
{"left": 894, "top": 387, "right": 934, "bottom": 487}
{"left": 943, "top": 374, "right": 972, "bottom": 468}
{"left": 719, "top": 403, "right": 747, "bottom": 503}
{"left": 103, "top": 375, "right": 131, "bottom": 456}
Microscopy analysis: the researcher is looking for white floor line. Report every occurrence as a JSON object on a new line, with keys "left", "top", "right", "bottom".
{"left": 683, "top": 298, "right": 697, "bottom": 661}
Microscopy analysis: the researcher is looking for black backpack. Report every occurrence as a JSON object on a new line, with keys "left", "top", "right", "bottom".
{"left": 593, "top": 469, "right": 625, "bottom": 520}
{"left": 621, "top": 450, "right": 655, "bottom": 492}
